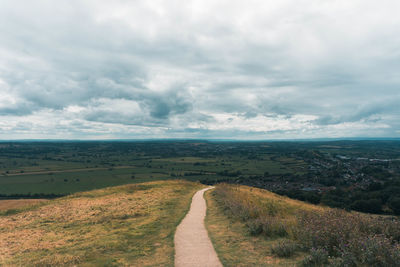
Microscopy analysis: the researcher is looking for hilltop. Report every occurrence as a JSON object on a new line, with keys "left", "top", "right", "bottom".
{"left": 1, "top": 180, "right": 399, "bottom": 266}
{"left": 0, "top": 180, "right": 203, "bottom": 266}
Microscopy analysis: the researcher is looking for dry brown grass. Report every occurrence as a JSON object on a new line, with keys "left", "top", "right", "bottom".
{"left": 206, "top": 184, "right": 400, "bottom": 267}
{"left": 0, "top": 180, "right": 203, "bottom": 266}
{"left": 0, "top": 199, "right": 48, "bottom": 211}
{"left": 205, "top": 188, "right": 305, "bottom": 266}
{"left": 228, "top": 184, "right": 324, "bottom": 214}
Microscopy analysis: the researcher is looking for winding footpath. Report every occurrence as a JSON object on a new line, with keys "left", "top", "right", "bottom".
{"left": 174, "top": 187, "right": 223, "bottom": 267}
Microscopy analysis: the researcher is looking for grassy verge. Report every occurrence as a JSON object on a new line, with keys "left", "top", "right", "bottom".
{"left": 0, "top": 180, "right": 203, "bottom": 266}
{"left": 205, "top": 188, "right": 305, "bottom": 266}
{"left": 206, "top": 184, "right": 400, "bottom": 266}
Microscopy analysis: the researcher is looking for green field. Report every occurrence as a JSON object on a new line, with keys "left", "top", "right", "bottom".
{"left": 0, "top": 167, "right": 171, "bottom": 195}
{"left": 2, "top": 139, "right": 398, "bottom": 216}
{"left": 0, "top": 142, "right": 307, "bottom": 195}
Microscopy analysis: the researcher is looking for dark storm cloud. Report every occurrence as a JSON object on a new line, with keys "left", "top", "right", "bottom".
{"left": 0, "top": 0, "right": 400, "bottom": 139}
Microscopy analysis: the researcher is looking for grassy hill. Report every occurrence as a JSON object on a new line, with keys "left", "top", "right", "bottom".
{"left": 205, "top": 184, "right": 400, "bottom": 266}
{"left": 1, "top": 180, "right": 399, "bottom": 266}
{"left": 0, "top": 180, "right": 203, "bottom": 266}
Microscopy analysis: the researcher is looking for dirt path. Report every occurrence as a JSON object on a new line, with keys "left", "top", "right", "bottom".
{"left": 174, "top": 187, "right": 222, "bottom": 267}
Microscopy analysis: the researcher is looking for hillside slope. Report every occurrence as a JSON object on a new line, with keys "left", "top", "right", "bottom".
{"left": 206, "top": 184, "right": 400, "bottom": 266}
{"left": 0, "top": 180, "right": 203, "bottom": 266}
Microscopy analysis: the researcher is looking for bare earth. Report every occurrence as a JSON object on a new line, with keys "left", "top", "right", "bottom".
{"left": 174, "top": 187, "right": 223, "bottom": 267}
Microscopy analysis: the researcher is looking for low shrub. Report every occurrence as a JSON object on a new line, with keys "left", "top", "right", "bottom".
{"left": 388, "top": 197, "right": 400, "bottom": 215}
{"left": 261, "top": 217, "right": 288, "bottom": 238}
{"left": 246, "top": 218, "right": 264, "bottom": 235}
{"left": 358, "top": 215, "right": 400, "bottom": 242}
{"left": 337, "top": 235, "right": 400, "bottom": 267}
{"left": 246, "top": 217, "right": 288, "bottom": 237}
{"left": 294, "top": 209, "right": 357, "bottom": 255}
{"left": 351, "top": 199, "right": 382, "bottom": 214}
{"left": 300, "top": 248, "right": 329, "bottom": 266}
{"left": 271, "top": 240, "right": 298, "bottom": 257}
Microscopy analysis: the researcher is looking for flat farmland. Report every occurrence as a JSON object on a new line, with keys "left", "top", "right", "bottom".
{"left": 0, "top": 141, "right": 308, "bottom": 196}
{"left": 0, "top": 167, "right": 171, "bottom": 195}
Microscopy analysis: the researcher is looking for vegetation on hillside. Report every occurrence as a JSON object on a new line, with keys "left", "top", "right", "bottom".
{"left": 0, "top": 180, "right": 203, "bottom": 266}
{"left": 209, "top": 184, "right": 400, "bottom": 266}
{"left": 205, "top": 188, "right": 305, "bottom": 266}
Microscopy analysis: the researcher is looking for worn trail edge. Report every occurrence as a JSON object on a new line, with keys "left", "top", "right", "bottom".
{"left": 174, "top": 187, "right": 223, "bottom": 267}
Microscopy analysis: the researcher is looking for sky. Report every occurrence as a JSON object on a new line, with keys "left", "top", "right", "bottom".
{"left": 0, "top": 0, "right": 399, "bottom": 140}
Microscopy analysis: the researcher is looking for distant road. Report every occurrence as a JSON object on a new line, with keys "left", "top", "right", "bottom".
{"left": 0, "top": 166, "right": 136, "bottom": 177}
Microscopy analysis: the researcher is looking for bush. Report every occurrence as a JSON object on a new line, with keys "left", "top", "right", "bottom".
{"left": 388, "top": 197, "right": 400, "bottom": 215}
{"left": 246, "top": 219, "right": 263, "bottom": 235}
{"left": 337, "top": 235, "right": 400, "bottom": 267}
{"left": 356, "top": 215, "right": 400, "bottom": 242}
{"left": 271, "top": 240, "right": 298, "bottom": 257}
{"left": 294, "top": 209, "right": 357, "bottom": 255}
{"left": 261, "top": 218, "right": 288, "bottom": 238}
{"left": 351, "top": 199, "right": 382, "bottom": 214}
{"left": 246, "top": 217, "right": 288, "bottom": 237}
{"left": 300, "top": 248, "right": 329, "bottom": 266}
{"left": 296, "top": 209, "right": 400, "bottom": 266}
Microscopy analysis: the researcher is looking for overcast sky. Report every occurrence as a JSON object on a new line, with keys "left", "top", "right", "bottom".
{"left": 0, "top": 0, "right": 399, "bottom": 139}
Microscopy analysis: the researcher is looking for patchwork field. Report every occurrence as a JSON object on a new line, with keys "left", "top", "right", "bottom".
{"left": 0, "top": 142, "right": 307, "bottom": 196}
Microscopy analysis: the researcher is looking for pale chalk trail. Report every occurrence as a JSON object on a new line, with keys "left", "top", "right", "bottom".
{"left": 174, "top": 187, "right": 223, "bottom": 267}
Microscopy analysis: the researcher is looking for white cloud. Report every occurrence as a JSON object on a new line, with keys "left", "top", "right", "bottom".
{"left": 0, "top": 0, "right": 399, "bottom": 139}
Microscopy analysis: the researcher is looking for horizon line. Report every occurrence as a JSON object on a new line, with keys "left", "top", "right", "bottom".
{"left": 0, "top": 137, "right": 399, "bottom": 142}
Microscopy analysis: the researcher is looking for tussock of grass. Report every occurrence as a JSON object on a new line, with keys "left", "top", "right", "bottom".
{"left": 271, "top": 240, "right": 299, "bottom": 258}
{"left": 207, "top": 184, "right": 400, "bottom": 266}
{"left": 0, "top": 180, "right": 203, "bottom": 266}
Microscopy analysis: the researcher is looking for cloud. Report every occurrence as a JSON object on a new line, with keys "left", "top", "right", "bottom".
{"left": 0, "top": 0, "right": 399, "bottom": 139}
